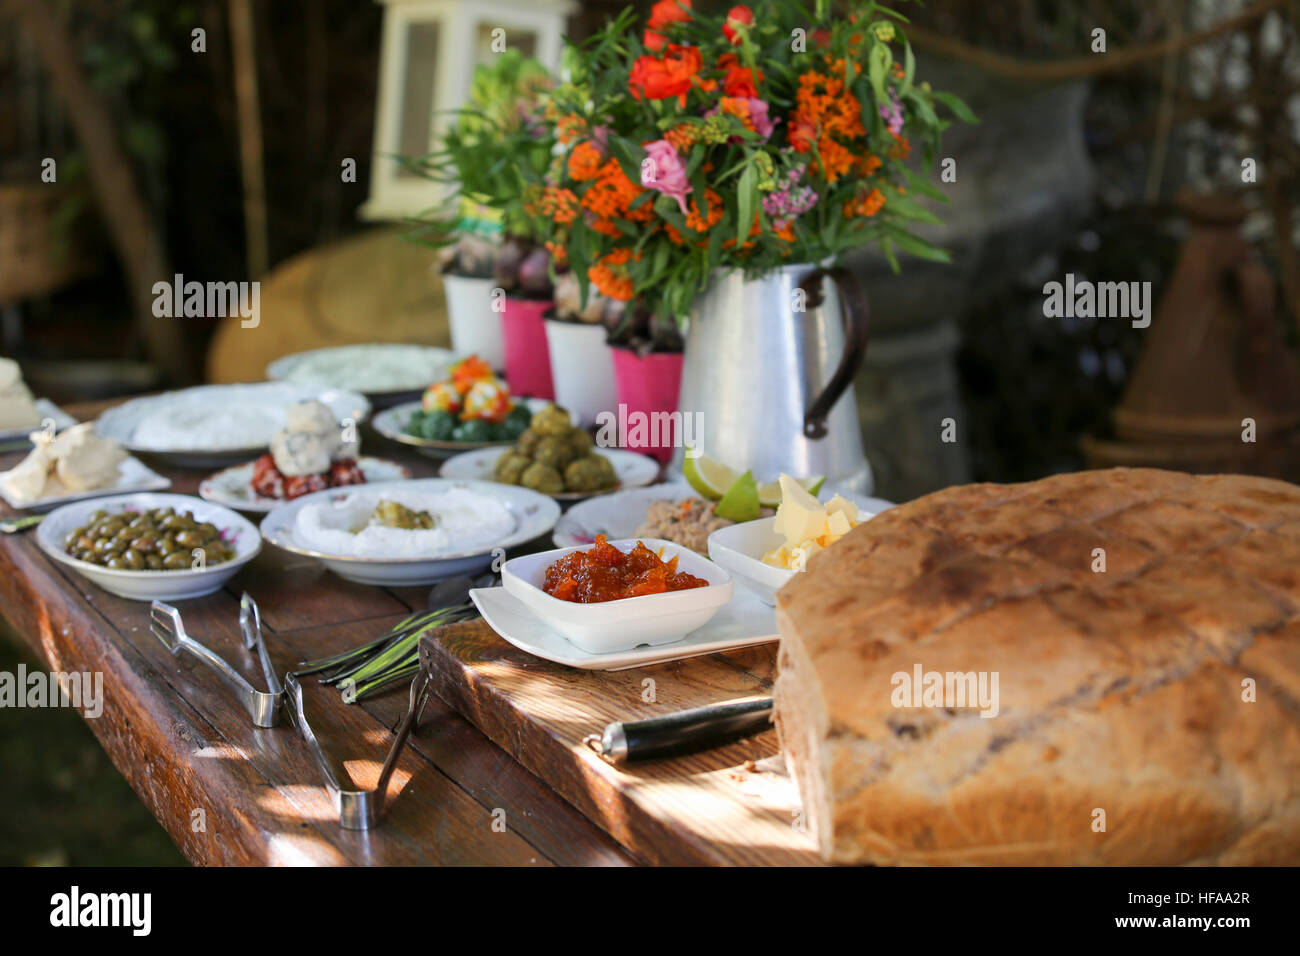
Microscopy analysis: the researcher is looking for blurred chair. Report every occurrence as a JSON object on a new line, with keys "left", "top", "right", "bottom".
{"left": 206, "top": 226, "right": 449, "bottom": 383}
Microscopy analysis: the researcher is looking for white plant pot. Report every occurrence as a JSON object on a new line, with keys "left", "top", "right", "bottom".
{"left": 544, "top": 318, "right": 617, "bottom": 427}
{"left": 442, "top": 272, "right": 504, "bottom": 369}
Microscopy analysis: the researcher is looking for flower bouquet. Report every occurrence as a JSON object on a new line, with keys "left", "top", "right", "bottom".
{"left": 534, "top": 0, "right": 973, "bottom": 326}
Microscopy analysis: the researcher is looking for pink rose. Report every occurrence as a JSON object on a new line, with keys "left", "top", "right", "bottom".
{"left": 640, "top": 139, "right": 692, "bottom": 215}
{"left": 745, "top": 98, "right": 776, "bottom": 141}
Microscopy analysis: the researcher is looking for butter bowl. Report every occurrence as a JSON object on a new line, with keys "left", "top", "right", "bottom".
{"left": 500, "top": 538, "right": 734, "bottom": 653}
{"left": 706, "top": 518, "right": 794, "bottom": 606}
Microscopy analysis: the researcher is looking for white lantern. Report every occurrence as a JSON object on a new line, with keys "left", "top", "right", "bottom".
{"left": 360, "top": 0, "right": 575, "bottom": 221}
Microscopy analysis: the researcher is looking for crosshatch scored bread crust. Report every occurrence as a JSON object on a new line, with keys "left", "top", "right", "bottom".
{"left": 774, "top": 468, "right": 1300, "bottom": 865}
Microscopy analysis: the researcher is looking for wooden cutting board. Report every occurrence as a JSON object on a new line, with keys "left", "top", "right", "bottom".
{"left": 419, "top": 620, "right": 822, "bottom": 866}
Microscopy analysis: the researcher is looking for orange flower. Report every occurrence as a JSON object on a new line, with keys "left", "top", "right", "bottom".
{"left": 888, "top": 133, "right": 911, "bottom": 160}
{"left": 844, "top": 188, "right": 885, "bottom": 218}
{"left": 630, "top": 44, "right": 703, "bottom": 106}
{"left": 581, "top": 159, "right": 654, "bottom": 223}
{"left": 644, "top": 0, "right": 692, "bottom": 52}
{"left": 544, "top": 239, "right": 569, "bottom": 267}
{"left": 684, "top": 189, "right": 723, "bottom": 233}
{"left": 717, "top": 53, "right": 762, "bottom": 97}
{"left": 664, "top": 123, "right": 700, "bottom": 152}
{"left": 588, "top": 248, "right": 640, "bottom": 301}
{"left": 567, "top": 141, "right": 604, "bottom": 181}
{"left": 590, "top": 218, "right": 621, "bottom": 238}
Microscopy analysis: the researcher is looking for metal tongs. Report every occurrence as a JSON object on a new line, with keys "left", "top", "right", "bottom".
{"left": 149, "top": 595, "right": 434, "bottom": 830}
{"left": 151, "top": 595, "right": 283, "bottom": 727}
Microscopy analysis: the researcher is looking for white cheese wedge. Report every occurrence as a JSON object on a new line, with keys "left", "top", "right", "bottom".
{"left": 3, "top": 439, "right": 53, "bottom": 502}
{"left": 271, "top": 429, "right": 333, "bottom": 477}
{"left": 49, "top": 423, "right": 127, "bottom": 491}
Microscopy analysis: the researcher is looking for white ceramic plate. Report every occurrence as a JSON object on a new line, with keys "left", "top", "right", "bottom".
{"left": 266, "top": 344, "right": 456, "bottom": 406}
{"left": 439, "top": 446, "right": 661, "bottom": 502}
{"left": 371, "top": 397, "right": 553, "bottom": 460}
{"left": 0, "top": 399, "right": 77, "bottom": 443}
{"left": 95, "top": 383, "right": 371, "bottom": 468}
{"left": 258, "top": 478, "right": 560, "bottom": 586}
{"left": 708, "top": 498, "right": 895, "bottom": 606}
{"left": 553, "top": 482, "right": 894, "bottom": 549}
{"left": 0, "top": 455, "right": 171, "bottom": 513}
{"left": 197, "top": 456, "right": 412, "bottom": 513}
{"left": 35, "top": 492, "right": 261, "bottom": 602}
{"left": 501, "top": 538, "right": 734, "bottom": 653}
{"left": 470, "top": 585, "right": 778, "bottom": 670}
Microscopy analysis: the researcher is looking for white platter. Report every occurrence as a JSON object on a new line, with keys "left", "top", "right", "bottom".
{"left": 372, "top": 397, "right": 552, "bottom": 460}
{"left": 0, "top": 399, "right": 77, "bottom": 443}
{"left": 35, "top": 492, "right": 261, "bottom": 602}
{"left": 0, "top": 455, "right": 171, "bottom": 513}
{"left": 501, "top": 538, "right": 734, "bottom": 653}
{"left": 197, "top": 456, "right": 412, "bottom": 513}
{"left": 553, "top": 482, "right": 895, "bottom": 549}
{"left": 95, "top": 383, "right": 371, "bottom": 468}
{"left": 439, "top": 446, "right": 661, "bottom": 502}
{"left": 470, "top": 584, "right": 778, "bottom": 670}
{"left": 258, "top": 478, "right": 560, "bottom": 586}
{"left": 266, "top": 344, "right": 456, "bottom": 406}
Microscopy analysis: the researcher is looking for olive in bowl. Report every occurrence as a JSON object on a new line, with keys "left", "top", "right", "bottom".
{"left": 36, "top": 493, "right": 261, "bottom": 601}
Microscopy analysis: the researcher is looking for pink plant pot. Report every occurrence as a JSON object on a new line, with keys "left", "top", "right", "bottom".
{"left": 611, "top": 348, "right": 685, "bottom": 463}
{"left": 501, "top": 297, "right": 555, "bottom": 399}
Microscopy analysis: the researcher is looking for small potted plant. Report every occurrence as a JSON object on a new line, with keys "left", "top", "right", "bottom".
{"left": 544, "top": 270, "right": 622, "bottom": 427}
{"left": 406, "top": 51, "right": 554, "bottom": 374}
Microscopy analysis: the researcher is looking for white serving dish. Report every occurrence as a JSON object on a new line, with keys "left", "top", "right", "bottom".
{"left": 35, "top": 492, "right": 261, "bottom": 602}
{"left": 259, "top": 478, "right": 559, "bottom": 586}
{"left": 371, "top": 397, "right": 552, "bottom": 460}
{"left": 95, "top": 383, "right": 371, "bottom": 468}
{"left": 266, "top": 343, "right": 457, "bottom": 408}
{"left": 500, "top": 538, "right": 734, "bottom": 653}
{"left": 197, "top": 456, "right": 411, "bottom": 513}
{"left": 470, "top": 584, "right": 777, "bottom": 670}
{"left": 707, "top": 497, "right": 895, "bottom": 606}
{"left": 0, "top": 399, "right": 77, "bottom": 443}
{"left": 439, "top": 446, "right": 661, "bottom": 502}
{"left": 553, "top": 482, "right": 893, "bottom": 549}
{"left": 0, "top": 455, "right": 171, "bottom": 513}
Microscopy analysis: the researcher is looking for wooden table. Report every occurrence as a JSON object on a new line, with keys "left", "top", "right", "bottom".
{"left": 0, "top": 401, "right": 636, "bottom": 866}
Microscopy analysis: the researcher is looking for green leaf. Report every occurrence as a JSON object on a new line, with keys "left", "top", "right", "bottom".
{"left": 736, "top": 162, "right": 757, "bottom": 246}
{"left": 885, "top": 226, "right": 952, "bottom": 263}
{"left": 932, "top": 91, "right": 979, "bottom": 124}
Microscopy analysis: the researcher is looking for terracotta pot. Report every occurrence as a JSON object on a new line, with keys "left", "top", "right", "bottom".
{"left": 611, "top": 347, "right": 684, "bottom": 463}
{"left": 442, "top": 272, "right": 505, "bottom": 369}
{"left": 544, "top": 317, "right": 617, "bottom": 427}
{"left": 501, "top": 296, "right": 555, "bottom": 399}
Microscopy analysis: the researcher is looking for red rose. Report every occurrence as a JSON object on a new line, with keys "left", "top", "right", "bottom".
{"left": 722, "top": 5, "right": 753, "bottom": 45}
{"left": 717, "top": 52, "right": 762, "bottom": 97}
{"left": 630, "top": 44, "right": 703, "bottom": 106}
{"left": 645, "top": 0, "right": 691, "bottom": 52}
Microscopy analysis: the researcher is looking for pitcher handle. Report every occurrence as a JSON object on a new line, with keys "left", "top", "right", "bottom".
{"left": 797, "top": 266, "right": 870, "bottom": 439}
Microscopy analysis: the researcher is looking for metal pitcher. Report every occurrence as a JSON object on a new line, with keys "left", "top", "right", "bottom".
{"left": 671, "top": 263, "right": 873, "bottom": 493}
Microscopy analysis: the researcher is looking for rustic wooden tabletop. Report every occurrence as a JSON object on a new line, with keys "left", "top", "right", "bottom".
{"left": 0, "top": 400, "right": 636, "bottom": 866}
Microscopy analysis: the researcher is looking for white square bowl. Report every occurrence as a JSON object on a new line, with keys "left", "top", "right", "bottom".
{"left": 706, "top": 518, "right": 795, "bottom": 606}
{"left": 500, "top": 538, "right": 734, "bottom": 653}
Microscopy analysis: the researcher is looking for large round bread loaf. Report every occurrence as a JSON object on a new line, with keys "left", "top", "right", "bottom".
{"left": 773, "top": 468, "right": 1300, "bottom": 865}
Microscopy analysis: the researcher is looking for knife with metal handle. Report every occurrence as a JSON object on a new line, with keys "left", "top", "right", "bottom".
{"left": 584, "top": 697, "right": 774, "bottom": 764}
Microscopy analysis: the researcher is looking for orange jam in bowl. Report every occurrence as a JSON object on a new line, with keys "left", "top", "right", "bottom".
{"left": 542, "top": 534, "right": 710, "bottom": 604}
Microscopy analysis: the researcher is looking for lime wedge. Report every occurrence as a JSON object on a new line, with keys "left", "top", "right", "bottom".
{"left": 682, "top": 454, "right": 739, "bottom": 501}
{"left": 715, "top": 471, "right": 760, "bottom": 522}
{"left": 757, "top": 474, "right": 826, "bottom": 507}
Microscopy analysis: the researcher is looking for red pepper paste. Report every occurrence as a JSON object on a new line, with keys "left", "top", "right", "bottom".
{"left": 543, "top": 534, "right": 709, "bottom": 603}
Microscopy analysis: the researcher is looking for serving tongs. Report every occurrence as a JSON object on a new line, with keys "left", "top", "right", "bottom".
{"left": 149, "top": 595, "right": 434, "bottom": 830}
{"left": 151, "top": 595, "right": 283, "bottom": 728}
{"left": 284, "top": 669, "right": 434, "bottom": 830}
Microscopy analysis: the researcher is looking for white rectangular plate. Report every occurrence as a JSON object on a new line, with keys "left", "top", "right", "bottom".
{"left": 469, "top": 585, "right": 778, "bottom": 670}
{"left": 0, "top": 456, "right": 172, "bottom": 513}
{"left": 0, "top": 399, "right": 77, "bottom": 443}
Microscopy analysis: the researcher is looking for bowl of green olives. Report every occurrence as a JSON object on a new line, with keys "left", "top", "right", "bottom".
{"left": 36, "top": 493, "right": 261, "bottom": 601}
